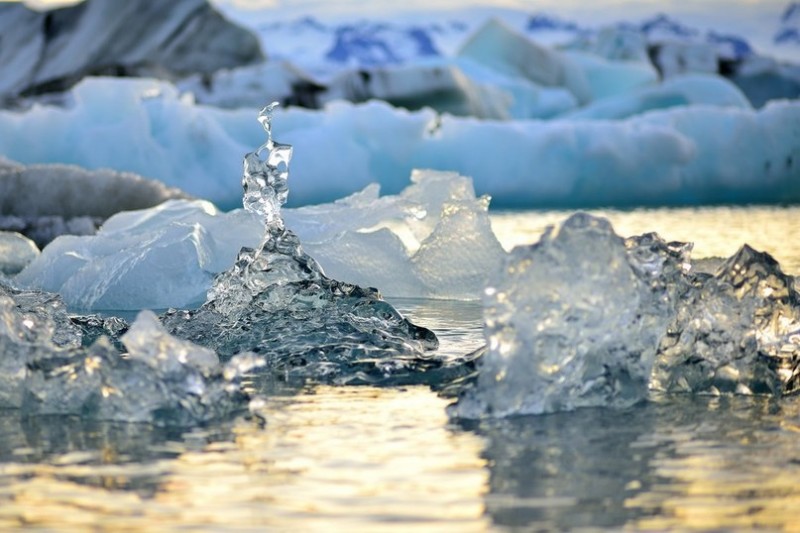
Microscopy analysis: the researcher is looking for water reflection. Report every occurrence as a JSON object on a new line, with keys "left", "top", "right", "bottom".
{"left": 469, "top": 395, "right": 800, "bottom": 531}
{"left": 0, "top": 387, "right": 488, "bottom": 531}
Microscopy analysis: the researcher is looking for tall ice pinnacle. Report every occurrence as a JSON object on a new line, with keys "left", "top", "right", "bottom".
{"left": 243, "top": 102, "right": 292, "bottom": 227}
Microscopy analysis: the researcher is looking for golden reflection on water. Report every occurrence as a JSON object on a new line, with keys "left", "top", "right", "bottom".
{"left": 625, "top": 398, "right": 800, "bottom": 532}
{"left": 491, "top": 206, "right": 800, "bottom": 274}
{"left": 0, "top": 386, "right": 489, "bottom": 531}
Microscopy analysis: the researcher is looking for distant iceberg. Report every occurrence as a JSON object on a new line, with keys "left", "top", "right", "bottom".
{"left": 1, "top": 77, "right": 797, "bottom": 210}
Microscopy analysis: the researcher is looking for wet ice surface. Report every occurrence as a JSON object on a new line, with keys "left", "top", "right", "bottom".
{"left": 160, "top": 104, "right": 442, "bottom": 384}
{"left": 454, "top": 212, "right": 800, "bottom": 418}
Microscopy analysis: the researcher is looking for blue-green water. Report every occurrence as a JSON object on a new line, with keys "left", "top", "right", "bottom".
{"left": 0, "top": 206, "right": 798, "bottom": 532}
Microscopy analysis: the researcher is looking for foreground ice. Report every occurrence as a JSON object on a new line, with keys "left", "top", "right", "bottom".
{"left": 284, "top": 170, "right": 505, "bottom": 299}
{"left": 452, "top": 214, "right": 800, "bottom": 418}
{"left": 1, "top": 77, "right": 798, "bottom": 209}
{"left": 0, "top": 282, "right": 258, "bottom": 424}
{"left": 16, "top": 200, "right": 264, "bottom": 310}
{"left": 159, "top": 103, "right": 440, "bottom": 383}
{"left": 0, "top": 103, "right": 452, "bottom": 423}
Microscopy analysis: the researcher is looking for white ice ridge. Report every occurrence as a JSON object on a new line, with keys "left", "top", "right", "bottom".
{"left": 1, "top": 77, "right": 798, "bottom": 210}
{"left": 16, "top": 169, "right": 503, "bottom": 310}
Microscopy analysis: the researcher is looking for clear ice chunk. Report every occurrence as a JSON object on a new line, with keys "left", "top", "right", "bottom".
{"left": 162, "top": 103, "right": 438, "bottom": 383}
{"left": 652, "top": 245, "right": 800, "bottom": 396}
{"left": 452, "top": 214, "right": 675, "bottom": 418}
{"left": 0, "top": 281, "right": 257, "bottom": 424}
{"left": 452, "top": 213, "right": 800, "bottom": 418}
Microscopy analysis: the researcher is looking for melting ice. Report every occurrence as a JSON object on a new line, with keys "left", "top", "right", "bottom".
{"left": 0, "top": 103, "right": 445, "bottom": 424}
{"left": 160, "top": 103, "right": 440, "bottom": 383}
{"left": 452, "top": 213, "right": 800, "bottom": 418}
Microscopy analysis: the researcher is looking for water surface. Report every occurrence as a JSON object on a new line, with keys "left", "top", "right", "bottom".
{"left": 1, "top": 206, "right": 799, "bottom": 531}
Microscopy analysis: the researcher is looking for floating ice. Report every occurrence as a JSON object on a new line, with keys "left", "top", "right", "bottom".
{"left": 17, "top": 164, "right": 501, "bottom": 309}
{"left": 0, "top": 282, "right": 255, "bottom": 424}
{"left": 452, "top": 214, "right": 800, "bottom": 418}
{"left": 284, "top": 169, "right": 505, "bottom": 299}
{"left": 16, "top": 200, "right": 264, "bottom": 311}
{"left": 652, "top": 246, "right": 800, "bottom": 396}
{"left": 3, "top": 77, "right": 798, "bottom": 209}
{"left": 160, "top": 103, "right": 439, "bottom": 383}
{"left": 452, "top": 214, "right": 679, "bottom": 418}
{"left": 562, "top": 74, "right": 751, "bottom": 121}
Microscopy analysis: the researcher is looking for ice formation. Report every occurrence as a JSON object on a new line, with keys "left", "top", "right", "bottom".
{"left": 17, "top": 166, "right": 501, "bottom": 310}
{"left": 2, "top": 77, "right": 799, "bottom": 209}
{"left": 652, "top": 246, "right": 800, "bottom": 396}
{"left": 452, "top": 214, "right": 680, "bottom": 417}
{"left": 284, "top": 169, "right": 505, "bottom": 299}
{"left": 452, "top": 214, "right": 800, "bottom": 418}
{"left": 562, "top": 74, "right": 751, "bottom": 121}
{"left": 160, "top": 103, "right": 439, "bottom": 382}
{"left": 0, "top": 282, "right": 257, "bottom": 424}
{"left": 16, "top": 200, "right": 264, "bottom": 311}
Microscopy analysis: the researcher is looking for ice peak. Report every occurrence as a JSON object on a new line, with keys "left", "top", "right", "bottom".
{"left": 243, "top": 102, "right": 292, "bottom": 226}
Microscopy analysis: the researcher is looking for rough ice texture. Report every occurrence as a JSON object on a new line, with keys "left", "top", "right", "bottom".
{"left": 452, "top": 214, "right": 679, "bottom": 418}
{"left": 0, "top": 232, "right": 39, "bottom": 276}
{"left": 0, "top": 0, "right": 263, "bottom": 102}
{"left": 652, "top": 246, "right": 800, "bottom": 396}
{"left": 2, "top": 77, "right": 798, "bottom": 210}
{"left": 0, "top": 283, "right": 254, "bottom": 424}
{"left": 452, "top": 214, "right": 800, "bottom": 418}
{"left": 159, "top": 104, "right": 439, "bottom": 384}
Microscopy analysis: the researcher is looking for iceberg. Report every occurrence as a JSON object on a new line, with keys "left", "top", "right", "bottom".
{"left": 561, "top": 74, "right": 751, "bottom": 121}
{"left": 284, "top": 169, "right": 505, "bottom": 299}
{"left": 3, "top": 77, "right": 798, "bottom": 210}
{"left": 458, "top": 19, "right": 658, "bottom": 105}
{"left": 451, "top": 214, "right": 800, "bottom": 418}
{"left": 17, "top": 167, "right": 502, "bottom": 309}
{"left": 15, "top": 200, "right": 264, "bottom": 311}
{"left": 0, "top": 0, "right": 263, "bottom": 103}
{"left": 0, "top": 157, "right": 190, "bottom": 247}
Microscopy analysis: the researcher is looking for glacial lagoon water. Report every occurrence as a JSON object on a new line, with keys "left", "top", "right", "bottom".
{"left": 1, "top": 205, "right": 799, "bottom": 531}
